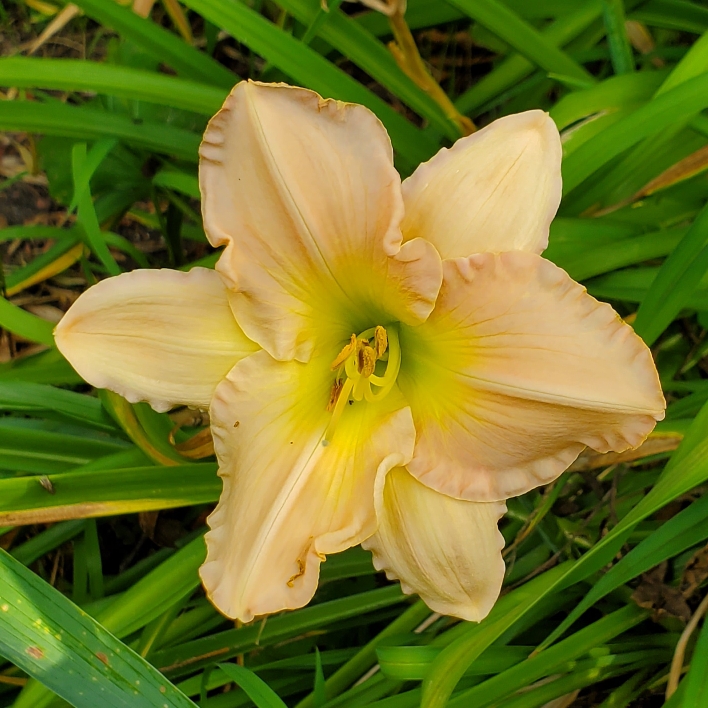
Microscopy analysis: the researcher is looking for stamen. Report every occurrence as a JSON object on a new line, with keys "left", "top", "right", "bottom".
{"left": 331, "top": 334, "right": 357, "bottom": 370}
{"left": 345, "top": 353, "right": 359, "bottom": 381}
{"left": 357, "top": 342, "right": 377, "bottom": 377}
{"left": 323, "top": 378, "right": 354, "bottom": 445}
{"left": 367, "top": 327, "right": 401, "bottom": 401}
{"left": 327, "top": 379, "right": 344, "bottom": 412}
{"left": 374, "top": 326, "right": 388, "bottom": 358}
{"left": 323, "top": 325, "right": 401, "bottom": 444}
{"left": 352, "top": 375, "right": 370, "bottom": 402}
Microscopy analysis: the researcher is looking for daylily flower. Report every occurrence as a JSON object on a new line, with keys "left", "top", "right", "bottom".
{"left": 55, "top": 81, "right": 665, "bottom": 623}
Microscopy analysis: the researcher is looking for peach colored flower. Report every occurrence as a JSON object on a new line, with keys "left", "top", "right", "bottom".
{"left": 55, "top": 81, "right": 665, "bottom": 623}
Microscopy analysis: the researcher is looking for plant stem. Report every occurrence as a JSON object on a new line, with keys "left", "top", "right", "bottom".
{"left": 386, "top": 4, "right": 475, "bottom": 136}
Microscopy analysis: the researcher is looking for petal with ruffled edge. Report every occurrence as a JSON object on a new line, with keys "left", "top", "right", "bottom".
{"left": 199, "top": 81, "right": 442, "bottom": 363}
{"left": 200, "top": 350, "right": 416, "bottom": 621}
{"left": 401, "top": 111, "right": 562, "bottom": 258}
{"left": 54, "top": 268, "right": 257, "bottom": 412}
{"left": 400, "top": 252, "right": 665, "bottom": 502}
{"left": 363, "top": 467, "right": 506, "bottom": 621}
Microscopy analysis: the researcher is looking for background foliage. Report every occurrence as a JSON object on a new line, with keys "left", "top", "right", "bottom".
{"left": 1, "top": 0, "right": 708, "bottom": 706}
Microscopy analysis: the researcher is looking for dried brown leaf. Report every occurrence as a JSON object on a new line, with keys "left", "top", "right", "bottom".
{"left": 632, "top": 562, "right": 691, "bottom": 622}
{"left": 139, "top": 510, "right": 159, "bottom": 540}
{"left": 174, "top": 427, "right": 214, "bottom": 459}
{"left": 681, "top": 542, "right": 708, "bottom": 598}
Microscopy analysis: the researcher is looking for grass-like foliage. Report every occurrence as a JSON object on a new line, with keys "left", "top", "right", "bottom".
{"left": 1, "top": 0, "right": 708, "bottom": 706}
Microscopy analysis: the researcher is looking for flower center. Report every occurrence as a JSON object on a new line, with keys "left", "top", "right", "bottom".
{"left": 323, "top": 325, "right": 401, "bottom": 445}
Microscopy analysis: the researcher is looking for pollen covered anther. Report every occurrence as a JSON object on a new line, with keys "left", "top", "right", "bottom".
{"left": 327, "top": 379, "right": 344, "bottom": 412}
{"left": 331, "top": 334, "right": 357, "bottom": 370}
{"left": 374, "top": 325, "right": 388, "bottom": 358}
{"left": 357, "top": 342, "right": 377, "bottom": 377}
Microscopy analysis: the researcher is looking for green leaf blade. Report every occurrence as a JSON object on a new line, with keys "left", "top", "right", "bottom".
{"left": 0, "top": 548, "right": 198, "bottom": 708}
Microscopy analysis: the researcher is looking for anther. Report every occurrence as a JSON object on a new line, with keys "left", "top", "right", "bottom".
{"left": 331, "top": 334, "right": 357, "bottom": 370}
{"left": 323, "top": 378, "right": 354, "bottom": 444}
{"left": 374, "top": 326, "right": 388, "bottom": 358}
{"left": 327, "top": 379, "right": 344, "bottom": 412}
{"left": 357, "top": 342, "right": 377, "bottom": 377}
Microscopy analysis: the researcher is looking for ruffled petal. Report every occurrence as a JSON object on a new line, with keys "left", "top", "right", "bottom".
{"left": 400, "top": 252, "right": 665, "bottom": 501}
{"left": 199, "top": 80, "right": 442, "bottom": 363}
{"left": 54, "top": 268, "right": 256, "bottom": 412}
{"left": 401, "top": 111, "right": 562, "bottom": 258}
{"left": 363, "top": 467, "right": 506, "bottom": 621}
{"left": 200, "top": 350, "right": 416, "bottom": 621}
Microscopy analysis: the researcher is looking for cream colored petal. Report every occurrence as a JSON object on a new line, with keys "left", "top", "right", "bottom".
{"left": 54, "top": 268, "right": 256, "bottom": 412}
{"left": 363, "top": 467, "right": 505, "bottom": 622}
{"left": 199, "top": 80, "right": 442, "bottom": 363}
{"left": 400, "top": 252, "right": 665, "bottom": 502}
{"left": 401, "top": 111, "right": 562, "bottom": 258}
{"left": 200, "top": 350, "right": 416, "bottom": 621}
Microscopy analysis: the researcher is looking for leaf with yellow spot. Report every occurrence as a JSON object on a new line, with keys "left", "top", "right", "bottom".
{"left": 0, "top": 547, "right": 199, "bottom": 707}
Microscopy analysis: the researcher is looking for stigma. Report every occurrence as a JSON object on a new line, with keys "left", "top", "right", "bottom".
{"left": 323, "top": 325, "right": 401, "bottom": 444}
